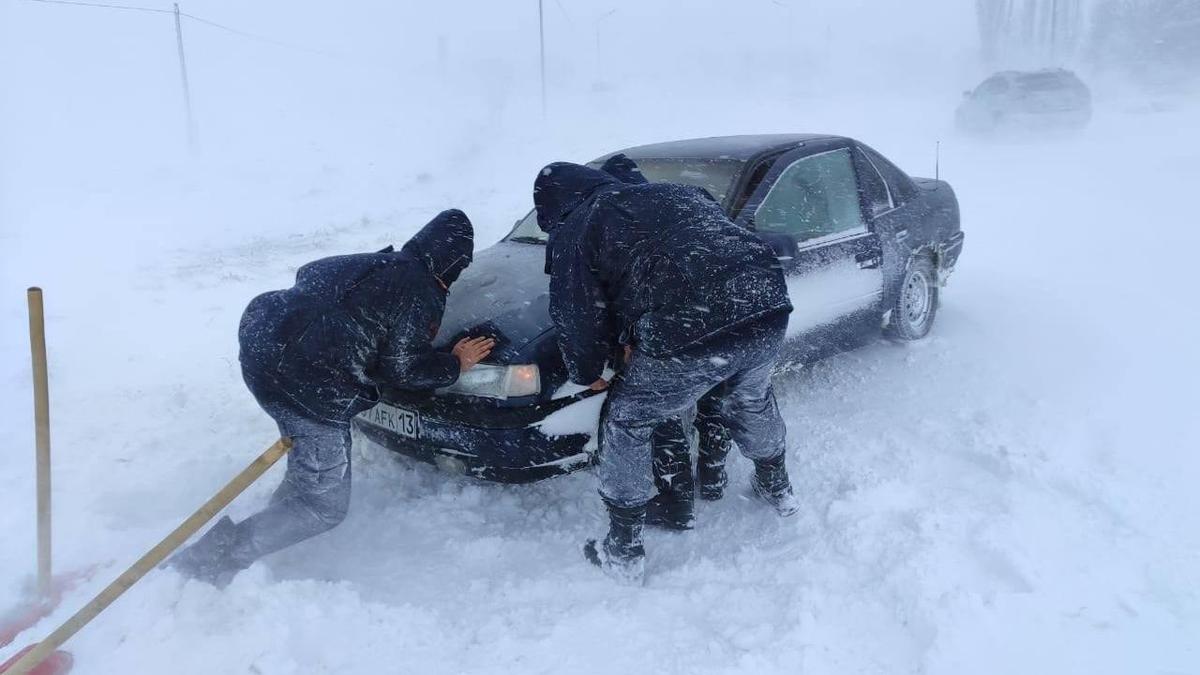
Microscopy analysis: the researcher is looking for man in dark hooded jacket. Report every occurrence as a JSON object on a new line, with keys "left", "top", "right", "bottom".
{"left": 535, "top": 157, "right": 798, "bottom": 584}
{"left": 598, "top": 155, "right": 737, "bottom": 525}
{"left": 170, "top": 209, "right": 494, "bottom": 585}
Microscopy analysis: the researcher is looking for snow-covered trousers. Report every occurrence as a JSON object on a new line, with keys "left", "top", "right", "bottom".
{"left": 227, "top": 405, "right": 353, "bottom": 569}
{"left": 694, "top": 391, "right": 732, "bottom": 471}
{"left": 650, "top": 416, "right": 692, "bottom": 497}
{"left": 598, "top": 313, "right": 789, "bottom": 507}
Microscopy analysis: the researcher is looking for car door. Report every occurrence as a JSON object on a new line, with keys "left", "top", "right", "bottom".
{"left": 736, "top": 143, "right": 885, "bottom": 365}
{"left": 853, "top": 143, "right": 920, "bottom": 314}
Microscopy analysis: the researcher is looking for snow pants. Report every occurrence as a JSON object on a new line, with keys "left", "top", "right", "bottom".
{"left": 175, "top": 404, "right": 352, "bottom": 581}
{"left": 231, "top": 405, "right": 353, "bottom": 564}
{"left": 646, "top": 395, "right": 728, "bottom": 500}
{"left": 650, "top": 416, "right": 692, "bottom": 497}
{"left": 598, "top": 313, "right": 789, "bottom": 507}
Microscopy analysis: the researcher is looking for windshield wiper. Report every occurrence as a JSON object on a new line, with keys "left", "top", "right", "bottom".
{"left": 507, "top": 236, "right": 547, "bottom": 245}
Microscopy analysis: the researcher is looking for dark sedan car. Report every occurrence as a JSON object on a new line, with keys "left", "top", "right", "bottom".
{"left": 352, "top": 134, "right": 964, "bottom": 482}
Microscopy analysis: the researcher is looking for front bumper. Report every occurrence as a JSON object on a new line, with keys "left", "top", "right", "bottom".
{"left": 351, "top": 390, "right": 595, "bottom": 484}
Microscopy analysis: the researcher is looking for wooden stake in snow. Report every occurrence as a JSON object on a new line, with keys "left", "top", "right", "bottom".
{"left": 1, "top": 438, "right": 292, "bottom": 675}
{"left": 27, "top": 288, "right": 52, "bottom": 600}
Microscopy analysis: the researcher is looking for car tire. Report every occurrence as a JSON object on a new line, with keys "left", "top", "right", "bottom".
{"left": 885, "top": 254, "right": 938, "bottom": 341}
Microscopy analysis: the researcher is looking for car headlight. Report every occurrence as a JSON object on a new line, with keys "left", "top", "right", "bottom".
{"left": 437, "top": 364, "right": 541, "bottom": 399}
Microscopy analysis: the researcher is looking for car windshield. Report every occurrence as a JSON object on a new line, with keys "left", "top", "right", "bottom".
{"left": 506, "top": 157, "right": 745, "bottom": 243}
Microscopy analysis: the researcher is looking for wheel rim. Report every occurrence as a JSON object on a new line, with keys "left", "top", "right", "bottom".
{"left": 901, "top": 268, "right": 932, "bottom": 331}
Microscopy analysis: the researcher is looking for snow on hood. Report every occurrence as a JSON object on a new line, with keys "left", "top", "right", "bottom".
{"left": 400, "top": 208, "right": 474, "bottom": 288}
{"left": 431, "top": 241, "right": 552, "bottom": 362}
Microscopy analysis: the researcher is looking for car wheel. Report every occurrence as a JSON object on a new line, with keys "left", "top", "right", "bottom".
{"left": 885, "top": 255, "right": 938, "bottom": 341}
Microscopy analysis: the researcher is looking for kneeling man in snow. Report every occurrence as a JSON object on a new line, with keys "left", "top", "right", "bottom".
{"left": 171, "top": 209, "right": 494, "bottom": 586}
{"left": 533, "top": 157, "right": 799, "bottom": 584}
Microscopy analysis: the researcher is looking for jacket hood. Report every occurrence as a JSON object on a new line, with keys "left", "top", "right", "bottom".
{"left": 401, "top": 208, "right": 474, "bottom": 288}
{"left": 600, "top": 153, "right": 648, "bottom": 185}
{"left": 533, "top": 162, "right": 620, "bottom": 234}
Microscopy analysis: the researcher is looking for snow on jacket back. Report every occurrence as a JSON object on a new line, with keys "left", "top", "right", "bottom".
{"left": 535, "top": 161, "right": 792, "bottom": 385}
{"left": 238, "top": 209, "right": 473, "bottom": 423}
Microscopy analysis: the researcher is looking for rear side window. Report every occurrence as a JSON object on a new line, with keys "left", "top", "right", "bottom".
{"left": 859, "top": 145, "right": 917, "bottom": 203}
{"left": 854, "top": 149, "right": 893, "bottom": 217}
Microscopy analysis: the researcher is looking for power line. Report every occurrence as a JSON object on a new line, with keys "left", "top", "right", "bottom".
{"left": 23, "top": 0, "right": 171, "bottom": 14}
{"left": 22, "top": 0, "right": 334, "bottom": 56}
{"left": 553, "top": 0, "right": 574, "bottom": 27}
{"left": 173, "top": 3, "right": 197, "bottom": 152}
{"left": 179, "top": 11, "right": 337, "bottom": 57}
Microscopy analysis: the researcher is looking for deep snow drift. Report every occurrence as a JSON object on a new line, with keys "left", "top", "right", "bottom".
{"left": 3, "top": 1, "right": 1199, "bottom": 673}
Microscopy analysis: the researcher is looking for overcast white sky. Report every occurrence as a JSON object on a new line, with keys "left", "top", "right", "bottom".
{"left": 0, "top": 1, "right": 977, "bottom": 179}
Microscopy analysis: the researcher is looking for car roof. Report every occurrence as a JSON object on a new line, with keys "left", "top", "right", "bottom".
{"left": 989, "top": 67, "right": 1081, "bottom": 81}
{"left": 609, "top": 134, "right": 842, "bottom": 162}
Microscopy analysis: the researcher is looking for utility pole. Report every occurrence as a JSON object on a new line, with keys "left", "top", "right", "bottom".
{"left": 1048, "top": 0, "right": 1057, "bottom": 60}
{"left": 594, "top": 9, "right": 617, "bottom": 85}
{"left": 596, "top": 9, "right": 617, "bottom": 59}
{"left": 437, "top": 35, "right": 448, "bottom": 77}
{"left": 173, "top": 2, "right": 197, "bottom": 153}
{"left": 538, "top": 0, "right": 546, "bottom": 117}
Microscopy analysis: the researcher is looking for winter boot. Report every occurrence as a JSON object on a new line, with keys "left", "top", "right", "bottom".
{"left": 584, "top": 497, "right": 647, "bottom": 585}
{"left": 697, "top": 455, "right": 729, "bottom": 502}
{"left": 646, "top": 422, "right": 695, "bottom": 530}
{"left": 751, "top": 454, "right": 800, "bottom": 517}
{"left": 166, "top": 515, "right": 251, "bottom": 587}
{"left": 645, "top": 489, "right": 695, "bottom": 531}
{"left": 696, "top": 406, "right": 731, "bottom": 501}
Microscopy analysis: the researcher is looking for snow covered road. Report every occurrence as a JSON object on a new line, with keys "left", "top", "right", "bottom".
{"left": 2, "top": 90, "right": 1198, "bottom": 673}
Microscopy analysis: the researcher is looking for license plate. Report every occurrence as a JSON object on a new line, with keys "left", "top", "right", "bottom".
{"left": 360, "top": 402, "right": 420, "bottom": 439}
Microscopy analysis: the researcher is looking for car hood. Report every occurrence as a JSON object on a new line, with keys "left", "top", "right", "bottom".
{"left": 433, "top": 241, "right": 553, "bottom": 363}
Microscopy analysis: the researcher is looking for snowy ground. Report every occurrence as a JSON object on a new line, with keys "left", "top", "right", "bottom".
{"left": 3, "top": 4, "right": 1199, "bottom": 668}
{"left": 2, "top": 95, "right": 1196, "bottom": 674}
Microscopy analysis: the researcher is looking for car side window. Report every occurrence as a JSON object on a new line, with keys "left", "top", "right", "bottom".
{"left": 754, "top": 148, "right": 867, "bottom": 245}
{"left": 860, "top": 145, "right": 916, "bottom": 204}
{"left": 854, "top": 149, "right": 893, "bottom": 217}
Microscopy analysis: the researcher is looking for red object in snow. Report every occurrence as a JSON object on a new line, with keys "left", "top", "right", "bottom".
{"left": 0, "top": 600, "right": 55, "bottom": 651}
{"left": 0, "top": 569, "right": 95, "bottom": 649}
{"left": 0, "top": 644, "right": 73, "bottom": 675}
{"left": 0, "top": 593, "right": 59, "bottom": 653}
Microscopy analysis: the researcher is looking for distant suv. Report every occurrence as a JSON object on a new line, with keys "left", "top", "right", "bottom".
{"left": 957, "top": 69, "right": 1092, "bottom": 134}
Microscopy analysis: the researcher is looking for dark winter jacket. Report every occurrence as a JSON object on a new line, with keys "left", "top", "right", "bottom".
{"left": 238, "top": 209, "right": 473, "bottom": 423}
{"left": 534, "top": 161, "right": 792, "bottom": 385}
